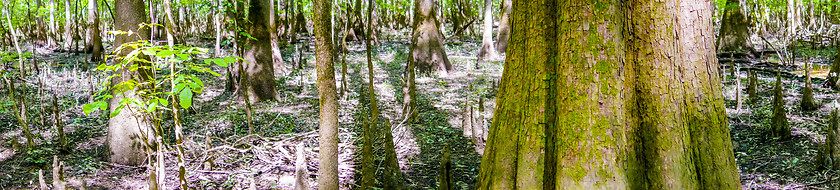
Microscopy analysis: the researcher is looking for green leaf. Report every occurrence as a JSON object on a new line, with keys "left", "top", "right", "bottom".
{"left": 224, "top": 56, "right": 235, "bottom": 64}
{"left": 179, "top": 88, "right": 193, "bottom": 109}
{"left": 157, "top": 50, "right": 177, "bottom": 58}
{"left": 213, "top": 58, "right": 228, "bottom": 67}
{"left": 148, "top": 101, "right": 158, "bottom": 112}
{"left": 83, "top": 103, "right": 97, "bottom": 115}
{"left": 110, "top": 105, "right": 125, "bottom": 118}
{"left": 98, "top": 101, "right": 108, "bottom": 111}
{"left": 176, "top": 54, "right": 190, "bottom": 60}
{"left": 142, "top": 50, "right": 156, "bottom": 56}
{"left": 159, "top": 98, "right": 169, "bottom": 106}
{"left": 189, "top": 75, "right": 204, "bottom": 88}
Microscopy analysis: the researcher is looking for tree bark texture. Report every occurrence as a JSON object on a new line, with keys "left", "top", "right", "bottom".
{"left": 477, "top": 0, "right": 740, "bottom": 189}
{"left": 410, "top": 0, "right": 452, "bottom": 75}
{"left": 716, "top": 0, "right": 753, "bottom": 53}
{"left": 494, "top": 0, "right": 510, "bottom": 54}
{"left": 234, "top": 0, "right": 278, "bottom": 102}
{"left": 313, "top": 0, "right": 339, "bottom": 188}
{"left": 108, "top": 0, "right": 152, "bottom": 166}
{"left": 86, "top": 0, "right": 103, "bottom": 61}
{"left": 476, "top": 0, "right": 497, "bottom": 63}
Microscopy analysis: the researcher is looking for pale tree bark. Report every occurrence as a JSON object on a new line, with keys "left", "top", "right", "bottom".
{"left": 214, "top": 0, "right": 222, "bottom": 56}
{"left": 48, "top": 0, "right": 57, "bottom": 48}
{"left": 313, "top": 0, "right": 339, "bottom": 188}
{"left": 64, "top": 0, "right": 73, "bottom": 50}
{"left": 494, "top": 0, "right": 510, "bottom": 54}
{"left": 232, "top": 0, "right": 278, "bottom": 102}
{"left": 476, "top": 0, "right": 497, "bottom": 63}
{"left": 477, "top": 0, "right": 740, "bottom": 189}
{"left": 410, "top": 0, "right": 452, "bottom": 75}
{"left": 108, "top": 0, "right": 152, "bottom": 167}
{"left": 35, "top": 0, "right": 48, "bottom": 47}
{"left": 86, "top": 0, "right": 103, "bottom": 61}
{"left": 163, "top": 0, "right": 177, "bottom": 47}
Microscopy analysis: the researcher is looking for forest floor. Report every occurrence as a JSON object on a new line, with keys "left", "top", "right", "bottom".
{"left": 1, "top": 34, "right": 837, "bottom": 189}
{"left": 0, "top": 34, "right": 500, "bottom": 189}
{"left": 726, "top": 45, "right": 840, "bottom": 189}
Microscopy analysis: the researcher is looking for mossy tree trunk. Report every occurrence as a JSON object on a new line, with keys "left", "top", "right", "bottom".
{"left": 747, "top": 70, "right": 758, "bottom": 104}
{"left": 477, "top": 0, "right": 740, "bottom": 189}
{"left": 819, "top": 108, "right": 840, "bottom": 169}
{"left": 772, "top": 70, "right": 791, "bottom": 140}
{"left": 313, "top": 0, "right": 339, "bottom": 188}
{"left": 800, "top": 61, "right": 818, "bottom": 111}
{"left": 716, "top": 0, "right": 753, "bottom": 53}
{"left": 828, "top": 51, "right": 840, "bottom": 90}
{"left": 410, "top": 0, "right": 452, "bottom": 75}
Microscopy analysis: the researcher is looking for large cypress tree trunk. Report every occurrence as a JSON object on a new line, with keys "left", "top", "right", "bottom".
{"left": 232, "top": 0, "right": 278, "bottom": 102}
{"left": 86, "top": 0, "right": 103, "bottom": 61}
{"left": 477, "top": 0, "right": 740, "bottom": 189}
{"left": 716, "top": 0, "right": 753, "bottom": 53}
{"left": 313, "top": 0, "right": 339, "bottom": 188}
{"left": 410, "top": 0, "right": 452, "bottom": 75}
{"left": 108, "top": 0, "right": 152, "bottom": 166}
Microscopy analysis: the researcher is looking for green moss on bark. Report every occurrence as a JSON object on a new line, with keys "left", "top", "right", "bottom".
{"left": 772, "top": 70, "right": 791, "bottom": 140}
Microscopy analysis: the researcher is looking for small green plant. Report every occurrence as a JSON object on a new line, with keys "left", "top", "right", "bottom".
{"left": 81, "top": 26, "right": 241, "bottom": 189}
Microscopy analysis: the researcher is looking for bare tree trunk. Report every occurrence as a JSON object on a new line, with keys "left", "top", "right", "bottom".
{"left": 108, "top": 0, "right": 152, "bottom": 167}
{"left": 214, "top": 0, "right": 222, "bottom": 56}
{"left": 163, "top": 0, "right": 177, "bottom": 46}
{"left": 87, "top": 0, "right": 103, "bottom": 61}
{"left": 410, "top": 0, "right": 452, "bottom": 75}
{"left": 64, "top": 0, "right": 73, "bottom": 51}
{"left": 494, "top": 0, "right": 510, "bottom": 53}
{"left": 476, "top": 0, "right": 497, "bottom": 63}
{"left": 313, "top": 0, "right": 339, "bottom": 188}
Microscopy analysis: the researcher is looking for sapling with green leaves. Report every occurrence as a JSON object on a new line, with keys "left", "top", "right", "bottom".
{"left": 82, "top": 27, "right": 239, "bottom": 189}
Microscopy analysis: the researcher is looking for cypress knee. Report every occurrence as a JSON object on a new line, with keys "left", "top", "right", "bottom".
{"left": 772, "top": 70, "right": 791, "bottom": 140}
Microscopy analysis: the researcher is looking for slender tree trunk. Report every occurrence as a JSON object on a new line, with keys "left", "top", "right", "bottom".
{"left": 477, "top": 0, "right": 740, "bottom": 189}
{"left": 163, "top": 0, "right": 177, "bottom": 46}
{"left": 48, "top": 0, "right": 57, "bottom": 48}
{"left": 87, "top": 0, "right": 103, "bottom": 61}
{"left": 313, "top": 0, "right": 339, "bottom": 189}
{"left": 365, "top": 0, "right": 404, "bottom": 188}
{"left": 214, "top": 0, "right": 222, "bottom": 56}
{"left": 289, "top": 0, "right": 298, "bottom": 42}
{"left": 476, "top": 0, "right": 497, "bottom": 63}
{"left": 64, "top": 0, "right": 73, "bottom": 51}
{"left": 494, "top": 0, "right": 509, "bottom": 53}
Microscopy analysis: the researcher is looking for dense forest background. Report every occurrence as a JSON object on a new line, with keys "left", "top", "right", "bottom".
{"left": 0, "top": 0, "right": 838, "bottom": 189}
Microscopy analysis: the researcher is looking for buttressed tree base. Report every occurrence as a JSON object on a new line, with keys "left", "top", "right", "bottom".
{"left": 478, "top": 0, "right": 740, "bottom": 189}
